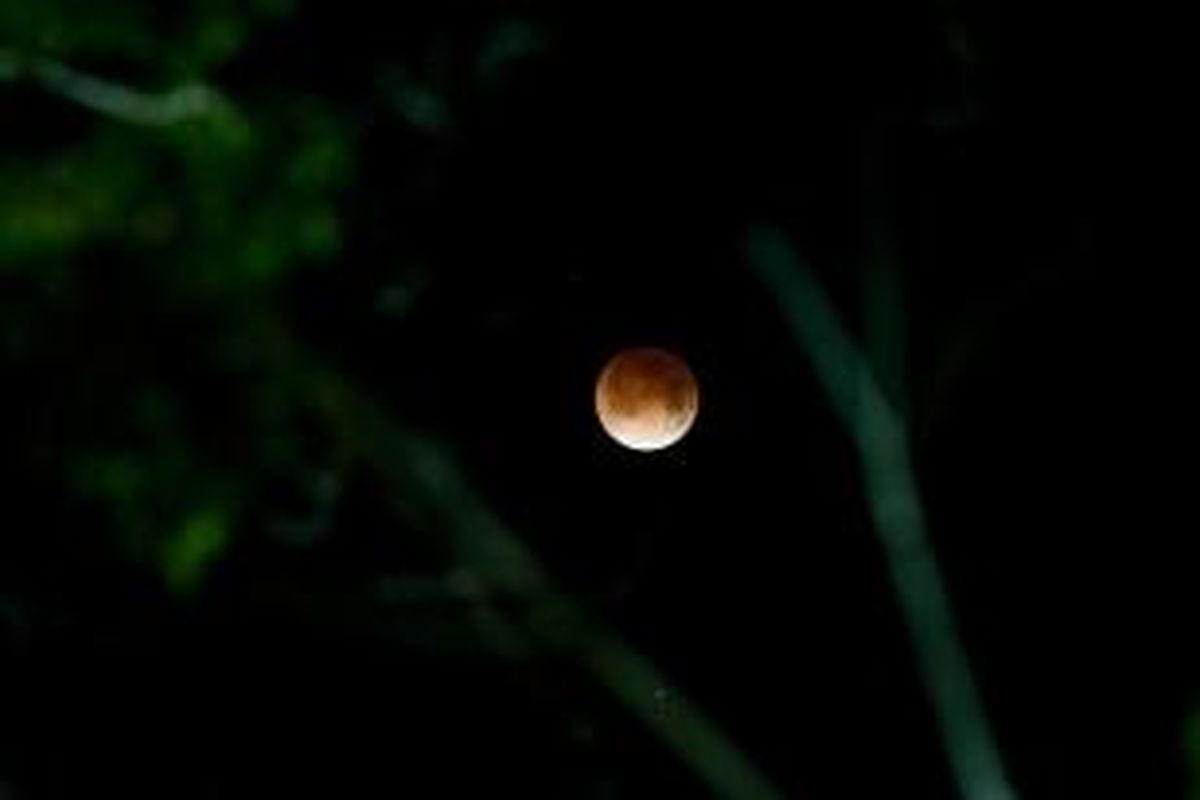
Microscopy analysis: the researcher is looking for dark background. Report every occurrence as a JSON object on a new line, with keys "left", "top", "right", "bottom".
{"left": 1, "top": 2, "right": 1186, "bottom": 798}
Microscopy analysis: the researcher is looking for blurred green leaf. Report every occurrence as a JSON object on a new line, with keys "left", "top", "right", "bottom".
{"left": 476, "top": 19, "right": 547, "bottom": 88}
{"left": 161, "top": 505, "right": 230, "bottom": 594}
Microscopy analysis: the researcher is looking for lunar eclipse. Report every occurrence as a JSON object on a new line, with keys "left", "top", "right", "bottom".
{"left": 594, "top": 347, "right": 699, "bottom": 452}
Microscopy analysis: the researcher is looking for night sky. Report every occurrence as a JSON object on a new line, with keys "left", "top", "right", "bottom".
{"left": 1, "top": 2, "right": 1185, "bottom": 798}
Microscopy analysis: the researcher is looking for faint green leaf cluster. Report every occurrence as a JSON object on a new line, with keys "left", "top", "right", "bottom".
{"left": 475, "top": 18, "right": 547, "bottom": 88}
{"left": 1, "top": 0, "right": 294, "bottom": 80}
{"left": 66, "top": 386, "right": 237, "bottom": 589}
{"left": 0, "top": 130, "right": 149, "bottom": 262}
{"left": 161, "top": 505, "right": 230, "bottom": 594}
{"left": 156, "top": 96, "right": 351, "bottom": 291}
{"left": 1, "top": 0, "right": 550, "bottom": 616}
{"left": 62, "top": 335, "right": 330, "bottom": 594}
{"left": 377, "top": 16, "right": 549, "bottom": 135}
{"left": 0, "top": 3, "right": 158, "bottom": 64}
{"left": 2, "top": 0, "right": 354, "bottom": 592}
{"left": 1, "top": 100, "right": 349, "bottom": 281}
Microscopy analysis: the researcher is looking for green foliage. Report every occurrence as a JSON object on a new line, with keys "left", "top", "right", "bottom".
{"left": 1, "top": 0, "right": 354, "bottom": 592}
{"left": 0, "top": 127, "right": 149, "bottom": 261}
{"left": 161, "top": 504, "right": 230, "bottom": 594}
{"left": 0, "top": 100, "right": 347, "bottom": 286}
{"left": 156, "top": 97, "right": 350, "bottom": 291}
{"left": 1, "top": 0, "right": 293, "bottom": 79}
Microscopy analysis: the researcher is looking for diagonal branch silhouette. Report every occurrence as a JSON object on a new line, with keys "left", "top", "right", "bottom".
{"left": 311, "top": 368, "right": 786, "bottom": 800}
{"left": 747, "top": 225, "right": 1016, "bottom": 800}
{"left": 1, "top": 47, "right": 231, "bottom": 126}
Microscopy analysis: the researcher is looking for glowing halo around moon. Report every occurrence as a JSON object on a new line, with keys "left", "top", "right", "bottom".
{"left": 594, "top": 347, "right": 699, "bottom": 452}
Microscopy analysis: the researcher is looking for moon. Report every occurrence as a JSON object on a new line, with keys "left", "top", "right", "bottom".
{"left": 595, "top": 347, "right": 699, "bottom": 452}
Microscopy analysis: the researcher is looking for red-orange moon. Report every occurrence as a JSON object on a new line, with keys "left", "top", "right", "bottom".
{"left": 594, "top": 347, "right": 699, "bottom": 451}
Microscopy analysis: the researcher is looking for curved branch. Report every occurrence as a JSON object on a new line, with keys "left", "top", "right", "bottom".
{"left": 747, "top": 226, "right": 1017, "bottom": 800}
{"left": 1, "top": 47, "right": 232, "bottom": 126}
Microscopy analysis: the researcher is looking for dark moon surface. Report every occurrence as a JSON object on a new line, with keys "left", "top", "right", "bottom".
{"left": 595, "top": 347, "right": 699, "bottom": 451}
